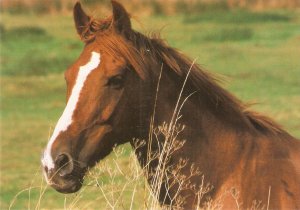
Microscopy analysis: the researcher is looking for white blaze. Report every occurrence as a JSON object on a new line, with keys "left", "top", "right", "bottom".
{"left": 42, "top": 52, "right": 101, "bottom": 170}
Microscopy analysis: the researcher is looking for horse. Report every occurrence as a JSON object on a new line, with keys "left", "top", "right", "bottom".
{"left": 41, "top": 1, "right": 300, "bottom": 209}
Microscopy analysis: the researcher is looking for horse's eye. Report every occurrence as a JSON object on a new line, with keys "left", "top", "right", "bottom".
{"left": 107, "top": 75, "right": 124, "bottom": 89}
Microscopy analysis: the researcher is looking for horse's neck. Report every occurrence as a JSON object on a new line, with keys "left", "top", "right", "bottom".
{"left": 154, "top": 83, "right": 245, "bottom": 164}
{"left": 131, "top": 70, "right": 248, "bottom": 194}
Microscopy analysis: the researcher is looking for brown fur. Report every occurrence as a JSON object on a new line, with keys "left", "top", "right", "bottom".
{"left": 44, "top": 1, "right": 300, "bottom": 209}
{"left": 80, "top": 12, "right": 291, "bottom": 137}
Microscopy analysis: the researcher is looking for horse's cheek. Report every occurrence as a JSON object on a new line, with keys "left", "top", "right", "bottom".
{"left": 98, "top": 90, "right": 124, "bottom": 122}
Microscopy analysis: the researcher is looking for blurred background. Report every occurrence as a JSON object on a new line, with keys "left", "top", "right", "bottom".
{"left": 1, "top": 0, "right": 300, "bottom": 209}
{"left": 1, "top": 0, "right": 300, "bottom": 15}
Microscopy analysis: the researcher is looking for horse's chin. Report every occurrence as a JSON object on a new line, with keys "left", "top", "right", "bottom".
{"left": 50, "top": 177, "right": 83, "bottom": 194}
{"left": 45, "top": 166, "right": 86, "bottom": 194}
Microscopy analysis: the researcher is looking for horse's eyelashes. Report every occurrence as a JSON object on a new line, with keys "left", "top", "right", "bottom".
{"left": 107, "top": 75, "right": 125, "bottom": 89}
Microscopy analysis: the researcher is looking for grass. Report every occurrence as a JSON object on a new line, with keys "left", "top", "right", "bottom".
{"left": 1, "top": 9, "right": 300, "bottom": 209}
{"left": 202, "top": 27, "right": 254, "bottom": 41}
{"left": 183, "top": 10, "right": 294, "bottom": 24}
{"left": 1, "top": 25, "right": 83, "bottom": 76}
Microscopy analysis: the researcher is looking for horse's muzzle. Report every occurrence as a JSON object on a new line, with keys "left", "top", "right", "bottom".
{"left": 42, "top": 153, "right": 84, "bottom": 194}
{"left": 48, "top": 176, "right": 82, "bottom": 194}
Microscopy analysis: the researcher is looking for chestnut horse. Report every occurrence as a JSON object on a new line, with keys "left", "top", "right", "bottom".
{"left": 42, "top": 1, "right": 300, "bottom": 209}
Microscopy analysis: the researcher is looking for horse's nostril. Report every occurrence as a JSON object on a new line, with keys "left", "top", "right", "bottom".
{"left": 55, "top": 153, "right": 74, "bottom": 177}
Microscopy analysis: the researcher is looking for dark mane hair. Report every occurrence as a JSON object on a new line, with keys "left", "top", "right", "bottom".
{"left": 82, "top": 17, "right": 287, "bottom": 136}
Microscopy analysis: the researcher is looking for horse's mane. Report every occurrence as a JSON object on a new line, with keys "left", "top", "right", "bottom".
{"left": 82, "top": 17, "right": 287, "bottom": 136}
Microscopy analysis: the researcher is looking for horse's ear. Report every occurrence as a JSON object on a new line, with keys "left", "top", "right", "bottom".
{"left": 73, "top": 2, "right": 90, "bottom": 37}
{"left": 111, "top": 0, "right": 132, "bottom": 36}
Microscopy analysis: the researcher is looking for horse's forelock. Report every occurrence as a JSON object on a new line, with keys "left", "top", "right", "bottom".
{"left": 80, "top": 17, "right": 112, "bottom": 42}
{"left": 88, "top": 29, "right": 148, "bottom": 80}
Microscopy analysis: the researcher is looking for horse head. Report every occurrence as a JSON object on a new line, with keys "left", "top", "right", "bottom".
{"left": 41, "top": 1, "right": 152, "bottom": 193}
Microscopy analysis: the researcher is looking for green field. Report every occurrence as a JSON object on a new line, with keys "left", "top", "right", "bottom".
{"left": 1, "top": 9, "right": 300, "bottom": 209}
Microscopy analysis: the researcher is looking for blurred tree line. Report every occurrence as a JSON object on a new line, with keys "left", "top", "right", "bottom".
{"left": 1, "top": 0, "right": 300, "bottom": 15}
